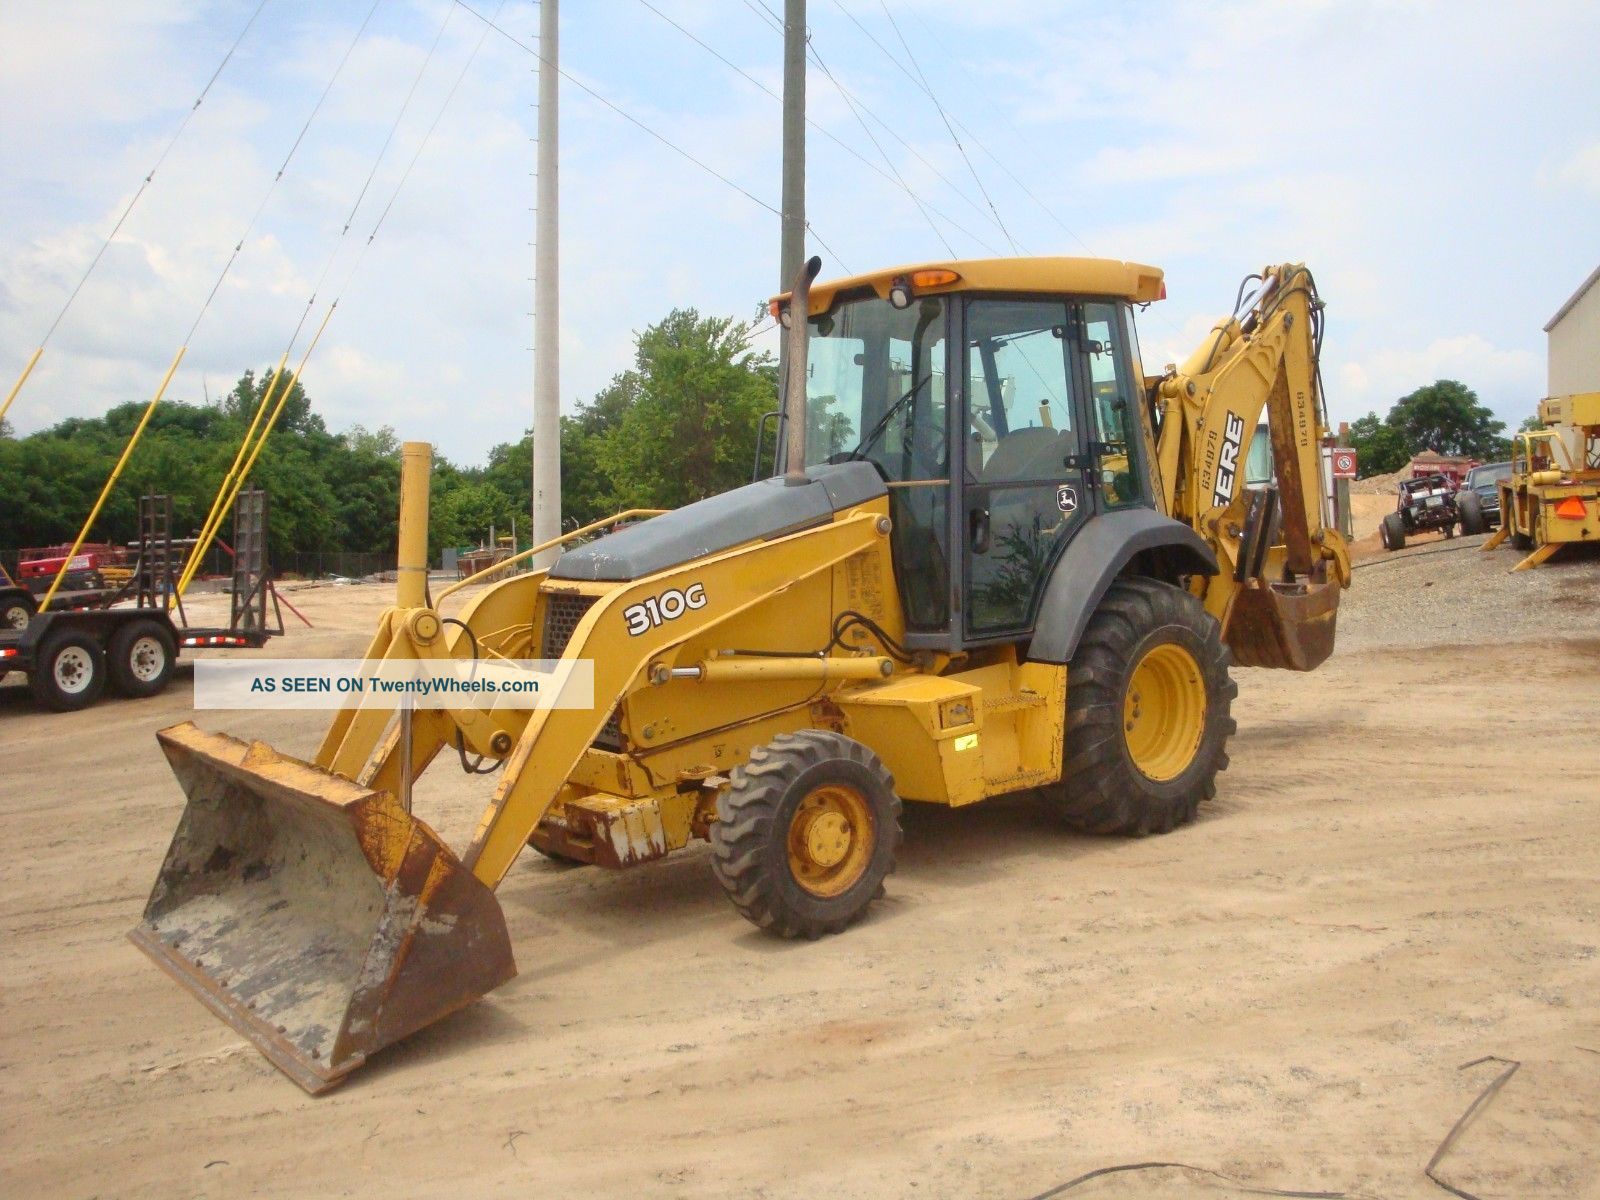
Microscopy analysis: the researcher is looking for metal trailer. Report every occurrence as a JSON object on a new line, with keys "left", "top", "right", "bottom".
{"left": 0, "top": 491, "right": 282, "bottom": 712}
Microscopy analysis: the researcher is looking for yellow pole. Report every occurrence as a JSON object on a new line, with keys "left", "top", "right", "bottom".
{"left": 396, "top": 442, "right": 432, "bottom": 608}
{"left": 177, "top": 304, "right": 337, "bottom": 595}
{"left": 0, "top": 346, "right": 44, "bottom": 428}
{"left": 178, "top": 349, "right": 291, "bottom": 588}
{"left": 40, "top": 345, "right": 187, "bottom": 612}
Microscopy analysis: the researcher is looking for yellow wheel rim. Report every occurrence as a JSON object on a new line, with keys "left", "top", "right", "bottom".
{"left": 787, "top": 783, "right": 874, "bottom": 898}
{"left": 1123, "top": 642, "right": 1207, "bottom": 783}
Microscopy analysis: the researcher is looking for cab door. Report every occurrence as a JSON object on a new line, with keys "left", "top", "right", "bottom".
{"left": 959, "top": 297, "right": 1091, "bottom": 640}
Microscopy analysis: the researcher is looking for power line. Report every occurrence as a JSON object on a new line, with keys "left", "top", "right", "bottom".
{"left": 450, "top": 0, "right": 852, "bottom": 269}
{"left": 186, "top": 0, "right": 385, "bottom": 344}
{"left": 877, "top": 1, "right": 1020, "bottom": 253}
{"left": 0, "top": 0, "right": 271, "bottom": 428}
{"left": 640, "top": 0, "right": 957, "bottom": 255}
{"left": 748, "top": 0, "right": 1004, "bottom": 249}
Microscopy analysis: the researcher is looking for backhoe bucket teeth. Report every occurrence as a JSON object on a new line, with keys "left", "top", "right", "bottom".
{"left": 1224, "top": 576, "right": 1340, "bottom": 671}
{"left": 129, "top": 722, "right": 516, "bottom": 1094}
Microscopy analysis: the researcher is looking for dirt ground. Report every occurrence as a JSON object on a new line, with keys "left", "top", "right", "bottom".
{"left": 3, "top": 547, "right": 1598, "bottom": 1200}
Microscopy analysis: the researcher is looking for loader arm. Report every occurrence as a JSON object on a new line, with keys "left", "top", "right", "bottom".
{"left": 1150, "top": 264, "right": 1350, "bottom": 668}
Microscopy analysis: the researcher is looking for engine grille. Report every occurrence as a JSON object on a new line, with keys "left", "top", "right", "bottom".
{"left": 541, "top": 592, "right": 597, "bottom": 659}
{"left": 540, "top": 591, "right": 623, "bottom": 750}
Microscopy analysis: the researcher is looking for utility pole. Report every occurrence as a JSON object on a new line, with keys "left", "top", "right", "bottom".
{"left": 531, "top": 0, "right": 561, "bottom": 567}
{"left": 780, "top": 0, "right": 806, "bottom": 291}
{"left": 775, "top": 0, "right": 806, "bottom": 473}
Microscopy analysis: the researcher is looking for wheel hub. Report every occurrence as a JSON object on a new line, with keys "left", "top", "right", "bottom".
{"left": 1123, "top": 642, "right": 1207, "bottom": 783}
{"left": 55, "top": 646, "right": 93, "bottom": 694}
{"left": 787, "top": 784, "right": 873, "bottom": 897}
{"left": 130, "top": 636, "right": 165, "bottom": 681}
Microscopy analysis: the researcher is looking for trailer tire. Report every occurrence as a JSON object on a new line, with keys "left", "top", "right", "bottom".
{"left": 1458, "top": 490, "right": 1486, "bottom": 535}
{"left": 1041, "top": 577, "right": 1236, "bottom": 837}
{"left": 2, "top": 593, "right": 34, "bottom": 631}
{"left": 711, "top": 730, "right": 900, "bottom": 940}
{"left": 30, "top": 629, "right": 107, "bottom": 712}
{"left": 108, "top": 619, "right": 176, "bottom": 698}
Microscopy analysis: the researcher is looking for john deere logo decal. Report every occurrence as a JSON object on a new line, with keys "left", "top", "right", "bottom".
{"left": 1056, "top": 483, "right": 1078, "bottom": 513}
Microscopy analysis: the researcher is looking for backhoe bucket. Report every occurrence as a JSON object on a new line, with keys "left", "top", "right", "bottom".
{"left": 1224, "top": 576, "right": 1341, "bottom": 671}
{"left": 129, "top": 723, "right": 515, "bottom": 1094}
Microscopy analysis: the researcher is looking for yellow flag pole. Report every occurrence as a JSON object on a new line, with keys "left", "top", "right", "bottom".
{"left": 0, "top": 346, "right": 44, "bottom": 428}
{"left": 178, "top": 350, "right": 291, "bottom": 590}
{"left": 177, "top": 304, "right": 337, "bottom": 597}
{"left": 40, "top": 345, "right": 187, "bottom": 612}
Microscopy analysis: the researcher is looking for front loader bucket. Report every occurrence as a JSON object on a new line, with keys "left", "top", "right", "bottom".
{"left": 1224, "top": 576, "right": 1341, "bottom": 671}
{"left": 129, "top": 723, "right": 516, "bottom": 1094}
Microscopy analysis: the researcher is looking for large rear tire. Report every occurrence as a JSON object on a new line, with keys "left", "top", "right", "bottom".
{"left": 711, "top": 730, "right": 901, "bottom": 939}
{"left": 1381, "top": 512, "right": 1406, "bottom": 551}
{"left": 1458, "top": 490, "right": 1486, "bottom": 535}
{"left": 1041, "top": 578, "right": 1236, "bottom": 836}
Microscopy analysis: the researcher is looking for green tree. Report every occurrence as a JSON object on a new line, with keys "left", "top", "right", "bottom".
{"left": 1346, "top": 412, "right": 1409, "bottom": 477}
{"left": 596, "top": 309, "right": 776, "bottom": 510}
{"left": 1386, "top": 379, "right": 1506, "bottom": 460}
{"left": 1517, "top": 413, "right": 1543, "bottom": 433}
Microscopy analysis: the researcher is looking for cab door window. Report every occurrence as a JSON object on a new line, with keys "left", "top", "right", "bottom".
{"left": 1079, "top": 301, "right": 1147, "bottom": 509}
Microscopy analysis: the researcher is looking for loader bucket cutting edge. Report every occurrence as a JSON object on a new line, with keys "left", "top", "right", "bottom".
{"left": 129, "top": 722, "right": 516, "bottom": 1094}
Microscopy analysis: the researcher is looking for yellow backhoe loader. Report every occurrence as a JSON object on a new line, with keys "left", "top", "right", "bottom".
{"left": 132, "top": 256, "right": 1350, "bottom": 1092}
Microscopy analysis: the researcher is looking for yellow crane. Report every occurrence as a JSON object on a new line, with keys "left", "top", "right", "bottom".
{"left": 1481, "top": 391, "right": 1600, "bottom": 570}
{"left": 132, "top": 256, "right": 1350, "bottom": 1092}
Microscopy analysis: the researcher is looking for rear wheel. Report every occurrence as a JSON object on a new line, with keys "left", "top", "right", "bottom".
{"left": 710, "top": 730, "right": 900, "bottom": 939}
{"left": 108, "top": 619, "right": 176, "bottom": 698}
{"left": 1458, "top": 490, "right": 1486, "bottom": 535}
{"left": 1042, "top": 578, "right": 1236, "bottom": 836}
{"left": 30, "top": 629, "right": 106, "bottom": 712}
{"left": 1381, "top": 512, "right": 1406, "bottom": 551}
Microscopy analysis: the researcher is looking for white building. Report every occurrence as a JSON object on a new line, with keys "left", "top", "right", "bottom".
{"left": 1545, "top": 265, "right": 1600, "bottom": 395}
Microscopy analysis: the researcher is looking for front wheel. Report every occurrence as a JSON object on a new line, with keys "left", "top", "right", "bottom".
{"left": 1041, "top": 578, "right": 1237, "bottom": 836}
{"left": 710, "top": 730, "right": 901, "bottom": 939}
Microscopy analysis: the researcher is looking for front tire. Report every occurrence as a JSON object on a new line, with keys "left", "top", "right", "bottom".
{"left": 108, "top": 619, "right": 176, "bottom": 698}
{"left": 711, "top": 730, "right": 901, "bottom": 939}
{"left": 1042, "top": 578, "right": 1236, "bottom": 836}
{"left": 30, "top": 630, "right": 107, "bottom": 712}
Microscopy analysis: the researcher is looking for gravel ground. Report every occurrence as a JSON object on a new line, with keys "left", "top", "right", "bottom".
{"left": 1337, "top": 533, "right": 1600, "bottom": 652}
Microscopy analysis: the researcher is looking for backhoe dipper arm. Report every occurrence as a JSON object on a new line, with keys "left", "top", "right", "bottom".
{"left": 1155, "top": 263, "right": 1349, "bottom": 589}
{"left": 1152, "top": 264, "right": 1348, "bottom": 670}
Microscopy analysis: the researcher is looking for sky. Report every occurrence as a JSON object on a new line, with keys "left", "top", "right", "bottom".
{"left": 2, "top": 0, "right": 1598, "bottom": 466}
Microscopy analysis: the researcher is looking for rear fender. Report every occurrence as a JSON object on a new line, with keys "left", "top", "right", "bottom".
{"left": 1028, "top": 509, "right": 1218, "bottom": 664}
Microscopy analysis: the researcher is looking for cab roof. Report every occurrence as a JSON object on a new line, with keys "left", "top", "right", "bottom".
{"left": 774, "top": 256, "right": 1166, "bottom": 316}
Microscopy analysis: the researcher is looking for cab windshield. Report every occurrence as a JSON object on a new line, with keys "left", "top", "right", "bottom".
{"left": 802, "top": 293, "right": 948, "bottom": 482}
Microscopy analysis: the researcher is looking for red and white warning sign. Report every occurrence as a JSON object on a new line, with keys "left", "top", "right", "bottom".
{"left": 1331, "top": 448, "right": 1358, "bottom": 479}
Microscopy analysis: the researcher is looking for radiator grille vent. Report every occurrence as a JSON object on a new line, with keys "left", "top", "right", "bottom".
{"left": 541, "top": 593, "right": 598, "bottom": 659}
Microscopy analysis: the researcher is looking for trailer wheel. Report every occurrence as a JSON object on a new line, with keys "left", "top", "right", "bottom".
{"left": 30, "top": 630, "right": 107, "bottom": 712}
{"left": 109, "top": 619, "right": 176, "bottom": 698}
{"left": 2, "top": 595, "right": 34, "bottom": 631}
{"left": 1042, "top": 578, "right": 1236, "bottom": 836}
{"left": 710, "top": 730, "right": 901, "bottom": 940}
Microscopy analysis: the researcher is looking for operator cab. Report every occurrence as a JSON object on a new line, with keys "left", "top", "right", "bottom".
{"left": 776, "top": 258, "right": 1165, "bottom": 651}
